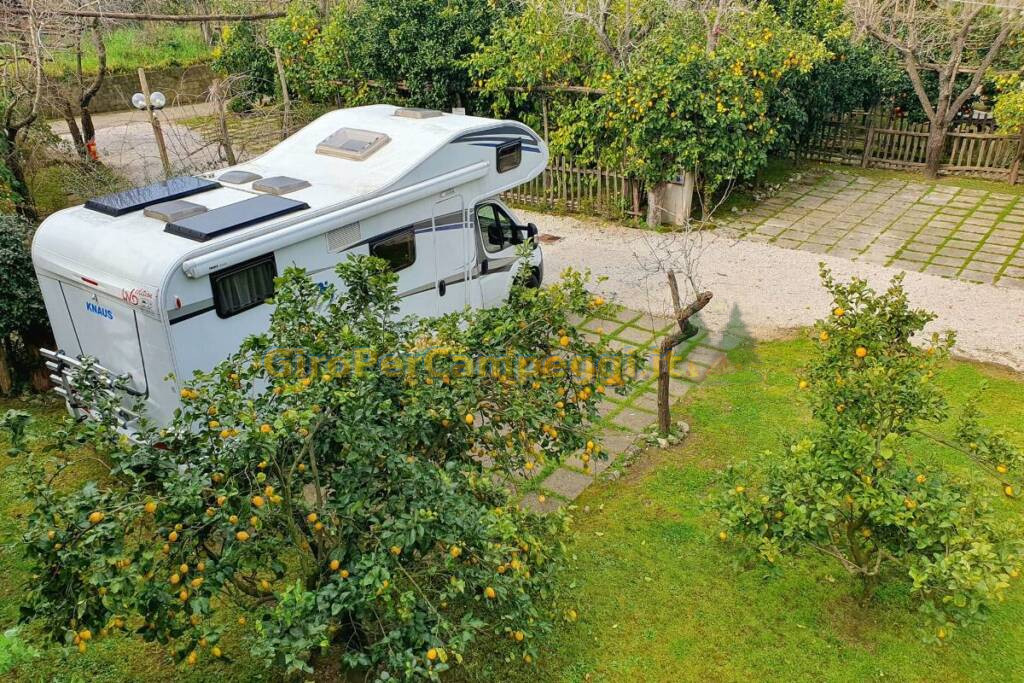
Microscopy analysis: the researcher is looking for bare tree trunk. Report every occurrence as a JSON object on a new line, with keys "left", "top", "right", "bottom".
{"left": 78, "top": 21, "right": 106, "bottom": 160}
{"left": 923, "top": 124, "right": 947, "bottom": 179}
{"left": 657, "top": 271, "right": 712, "bottom": 435}
{"left": 211, "top": 79, "right": 237, "bottom": 166}
{"left": 62, "top": 102, "right": 86, "bottom": 154}
{"left": 0, "top": 344, "right": 13, "bottom": 396}
{"left": 646, "top": 187, "right": 659, "bottom": 226}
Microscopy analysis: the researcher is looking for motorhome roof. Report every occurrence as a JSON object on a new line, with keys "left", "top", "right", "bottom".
{"left": 33, "top": 104, "right": 539, "bottom": 290}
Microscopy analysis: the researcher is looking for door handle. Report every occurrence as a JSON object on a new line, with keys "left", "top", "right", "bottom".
{"left": 480, "top": 259, "right": 489, "bottom": 275}
{"left": 438, "top": 280, "right": 447, "bottom": 296}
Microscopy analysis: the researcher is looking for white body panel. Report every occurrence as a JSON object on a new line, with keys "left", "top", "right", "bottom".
{"left": 32, "top": 105, "right": 547, "bottom": 424}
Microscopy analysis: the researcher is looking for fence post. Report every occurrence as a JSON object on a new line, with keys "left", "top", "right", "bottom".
{"left": 274, "top": 48, "right": 292, "bottom": 140}
{"left": 138, "top": 67, "right": 171, "bottom": 177}
{"left": 1010, "top": 131, "right": 1024, "bottom": 186}
{"left": 861, "top": 124, "right": 875, "bottom": 169}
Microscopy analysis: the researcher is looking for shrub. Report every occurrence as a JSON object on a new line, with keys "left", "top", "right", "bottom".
{"left": 270, "top": 0, "right": 501, "bottom": 110}
{"left": 992, "top": 85, "right": 1024, "bottom": 135}
{"left": 212, "top": 22, "right": 276, "bottom": 110}
{"left": 0, "top": 215, "right": 49, "bottom": 393}
{"left": 711, "top": 267, "right": 1023, "bottom": 641}
{"left": 16, "top": 255, "right": 638, "bottom": 678}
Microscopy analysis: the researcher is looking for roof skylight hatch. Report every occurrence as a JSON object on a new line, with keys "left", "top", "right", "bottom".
{"left": 219, "top": 170, "right": 262, "bottom": 184}
{"left": 143, "top": 199, "right": 207, "bottom": 223}
{"left": 253, "top": 176, "right": 311, "bottom": 195}
{"left": 316, "top": 128, "right": 390, "bottom": 161}
{"left": 394, "top": 107, "right": 443, "bottom": 120}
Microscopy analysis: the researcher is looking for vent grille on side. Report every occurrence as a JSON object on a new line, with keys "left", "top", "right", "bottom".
{"left": 326, "top": 222, "right": 361, "bottom": 252}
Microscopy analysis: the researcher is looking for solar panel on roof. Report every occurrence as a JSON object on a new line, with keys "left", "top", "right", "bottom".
{"left": 85, "top": 176, "right": 220, "bottom": 217}
{"left": 164, "top": 194, "right": 309, "bottom": 242}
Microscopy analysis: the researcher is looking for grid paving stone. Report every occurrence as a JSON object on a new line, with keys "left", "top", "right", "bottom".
{"left": 541, "top": 468, "right": 593, "bottom": 501}
{"left": 685, "top": 345, "right": 727, "bottom": 369}
{"left": 631, "top": 389, "right": 659, "bottom": 413}
{"left": 520, "top": 492, "right": 563, "bottom": 513}
{"left": 960, "top": 270, "right": 996, "bottom": 284}
{"left": 924, "top": 264, "right": 959, "bottom": 277}
{"left": 718, "top": 169, "right": 1024, "bottom": 291}
{"left": 612, "top": 307, "right": 642, "bottom": 324}
{"left": 611, "top": 405, "right": 657, "bottom": 431}
{"left": 616, "top": 325, "right": 657, "bottom": 345}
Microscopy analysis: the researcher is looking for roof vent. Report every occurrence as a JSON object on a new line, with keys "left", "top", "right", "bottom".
{"left": 219, "top": 170, "right": 262, "bottom": 184}
{"left": 394, "top": 107, "right": 443, "bottom": 120}
{"left": 326, "top": 222, "right": 361, "bottom": 252}
{"left": 252, "top": 175, "right": 311, "bottom": 195}
{"left": 144, "top": 199, "right": 207, "bottom": 223}
{"left": 316, "top": 128, "right": 390, "bottom": 161}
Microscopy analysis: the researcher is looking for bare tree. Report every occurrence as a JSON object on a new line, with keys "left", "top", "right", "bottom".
{"left": 631, "top": 211, "right": 725, "bottom": 435}
{"left": 847, "top": 0, "right": 1024, "bottom": 178}
{"left": 58, "top": 18, "right": 106, "bottom": 161}
{"left": 2, "top": 0, "right": 45, "bottom": 208}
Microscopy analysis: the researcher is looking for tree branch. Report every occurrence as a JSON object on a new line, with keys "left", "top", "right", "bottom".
{"left": 949, "top": 22, "right": 1014, "bottom": 116}
{"left": 4, "top": 7, "right": 287, "bottom": 22}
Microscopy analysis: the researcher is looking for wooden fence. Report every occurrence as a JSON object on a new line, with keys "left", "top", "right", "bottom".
{"left": 502, "top": 156, "right": 646, "bottom": 218}
{"left": 800, "top": 112, "right": 1024, "bottom": 184}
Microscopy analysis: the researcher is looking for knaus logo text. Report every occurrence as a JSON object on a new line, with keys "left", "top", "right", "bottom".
{"left": 86, "top": 302, "right": 114, "bottom": 320}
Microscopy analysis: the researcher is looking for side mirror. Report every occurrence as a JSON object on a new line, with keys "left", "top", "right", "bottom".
{"left": 526, "top": 223, "right": 538, "bottom": 238}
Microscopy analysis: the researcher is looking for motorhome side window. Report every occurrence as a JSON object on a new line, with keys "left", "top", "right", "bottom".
{"left": 496, "top": 140, "right": 521, "bottom": 173}
{"left": 210, "top": 254, "right": 277, "bottom": 318}
{"left": 477, "top": 204, "right": 519, "bottom": 253}
{"left": 370, "top": 228, "right": 416, "bottom": 272}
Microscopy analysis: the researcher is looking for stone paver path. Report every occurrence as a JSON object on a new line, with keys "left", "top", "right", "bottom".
{"left": 724, "top": 168, "right": 1024, "bottom": 289}
{"left": 517, "top": 306, "right": 746, "bottom": 512}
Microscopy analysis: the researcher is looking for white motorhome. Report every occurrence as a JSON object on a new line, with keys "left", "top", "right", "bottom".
{"left": 32, "top": 104, "right": 548, "bottom": 424}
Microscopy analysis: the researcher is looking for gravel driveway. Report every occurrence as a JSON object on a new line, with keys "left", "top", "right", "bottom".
{"left": 525, "top": 210, "right": 1024, "bottom": 372}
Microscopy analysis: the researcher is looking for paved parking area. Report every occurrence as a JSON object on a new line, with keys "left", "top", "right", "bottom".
{"left": 516, "top": 306, "right": 744, "bottom": 512}
{"left": 726, "top": 169, "right": 1024, "bottom": 289}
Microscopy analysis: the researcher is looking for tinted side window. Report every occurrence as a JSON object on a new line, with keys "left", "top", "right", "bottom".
{"left": 497, "top": 140, "right": 521, "bottom": 173}
{"left": 370, "top": 228, "right": 416, "bottom": 272}
{"left": 211, "top": 254, "right": 277, "bottom": 318}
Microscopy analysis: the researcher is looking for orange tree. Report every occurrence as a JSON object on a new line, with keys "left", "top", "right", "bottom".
{"left": 711, "top": 267, "right": 1023, "bottom": 640}
{"left": 16, "top": 255, "right": 638, "bottom": 677}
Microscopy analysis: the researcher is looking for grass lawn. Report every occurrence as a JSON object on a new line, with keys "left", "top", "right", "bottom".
{"left": 462, "top": 337, "right": 1024, "bottom": 682}
{"left": 41, "top": 25, "right": 211, "bottom": 78}
{"left": 2, "top": 337, "right": 1022, "bottom": 681}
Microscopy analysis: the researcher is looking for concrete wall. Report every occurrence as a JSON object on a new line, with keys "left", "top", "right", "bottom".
{"left": 43, "top": 63, "right": 214, "bottom": 117}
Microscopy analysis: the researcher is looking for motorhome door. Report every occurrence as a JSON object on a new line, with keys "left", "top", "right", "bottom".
{"left": 58, "top": 282, "right": 149, "bottom": 393}
{"left": 474, "top": 202, "right": 522, "bottom": 307}
{"left": 432, "top": 195, "right": 469, "bottom": 315}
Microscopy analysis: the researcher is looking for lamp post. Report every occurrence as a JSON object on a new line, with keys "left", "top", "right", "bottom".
{"left": 134, "top": 68, "right": 171, "bottom": 178}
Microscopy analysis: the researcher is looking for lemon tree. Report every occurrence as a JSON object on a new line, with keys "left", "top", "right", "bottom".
{"left": 471, "top": 2, "right": 827, "bottom": 193}
{"left": 16, "top": 255, "right": 637, "bottom": 678}
{"left": 711, "top": 267, "right": 1023, "bottom": 640}
{"left": 587, "top": 7, "right": 826, "bottom": 192}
